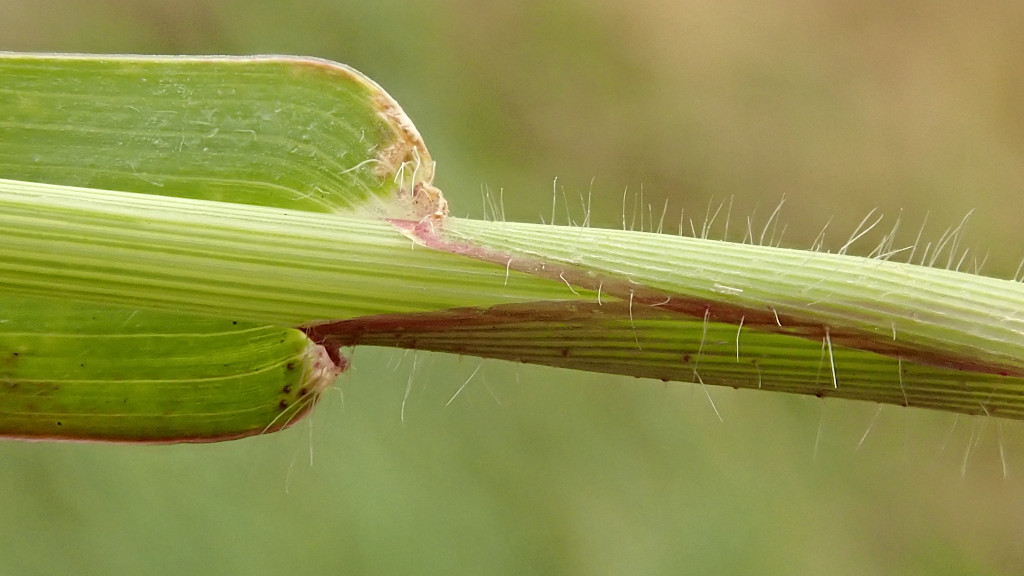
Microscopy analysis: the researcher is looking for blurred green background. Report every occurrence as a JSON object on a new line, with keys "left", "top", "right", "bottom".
{"left": 3, "top": 1, "right": 1024, "bottom": 574}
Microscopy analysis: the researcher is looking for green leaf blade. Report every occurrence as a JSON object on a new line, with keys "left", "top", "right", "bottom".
{"left": 0, "top": 53, "right": 433, "bottom": 214}
{"left": 0, "top": 295, "right": 338, "bottom": 442}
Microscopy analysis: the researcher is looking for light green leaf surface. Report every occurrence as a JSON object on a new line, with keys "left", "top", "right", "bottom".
{"left": 0, "top": 53, "right": 432, "bottom": 213}
{"left": 0, "top": 294, "right": 334, "bottom": 441}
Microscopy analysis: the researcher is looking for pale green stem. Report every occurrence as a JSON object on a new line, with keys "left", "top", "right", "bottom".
{"left": 0, "top": 178, "right": 568, "bottom": 325}
{"left": 6, "top": 177, "right": 1024, "bottom": 420}
{"left": 442, "top": 218, "right": 1024, "bottom": 377}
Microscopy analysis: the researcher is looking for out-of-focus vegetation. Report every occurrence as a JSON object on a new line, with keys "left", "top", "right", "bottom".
{"left": 2, "top": 1, "right": 1023, "bottom": 574}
